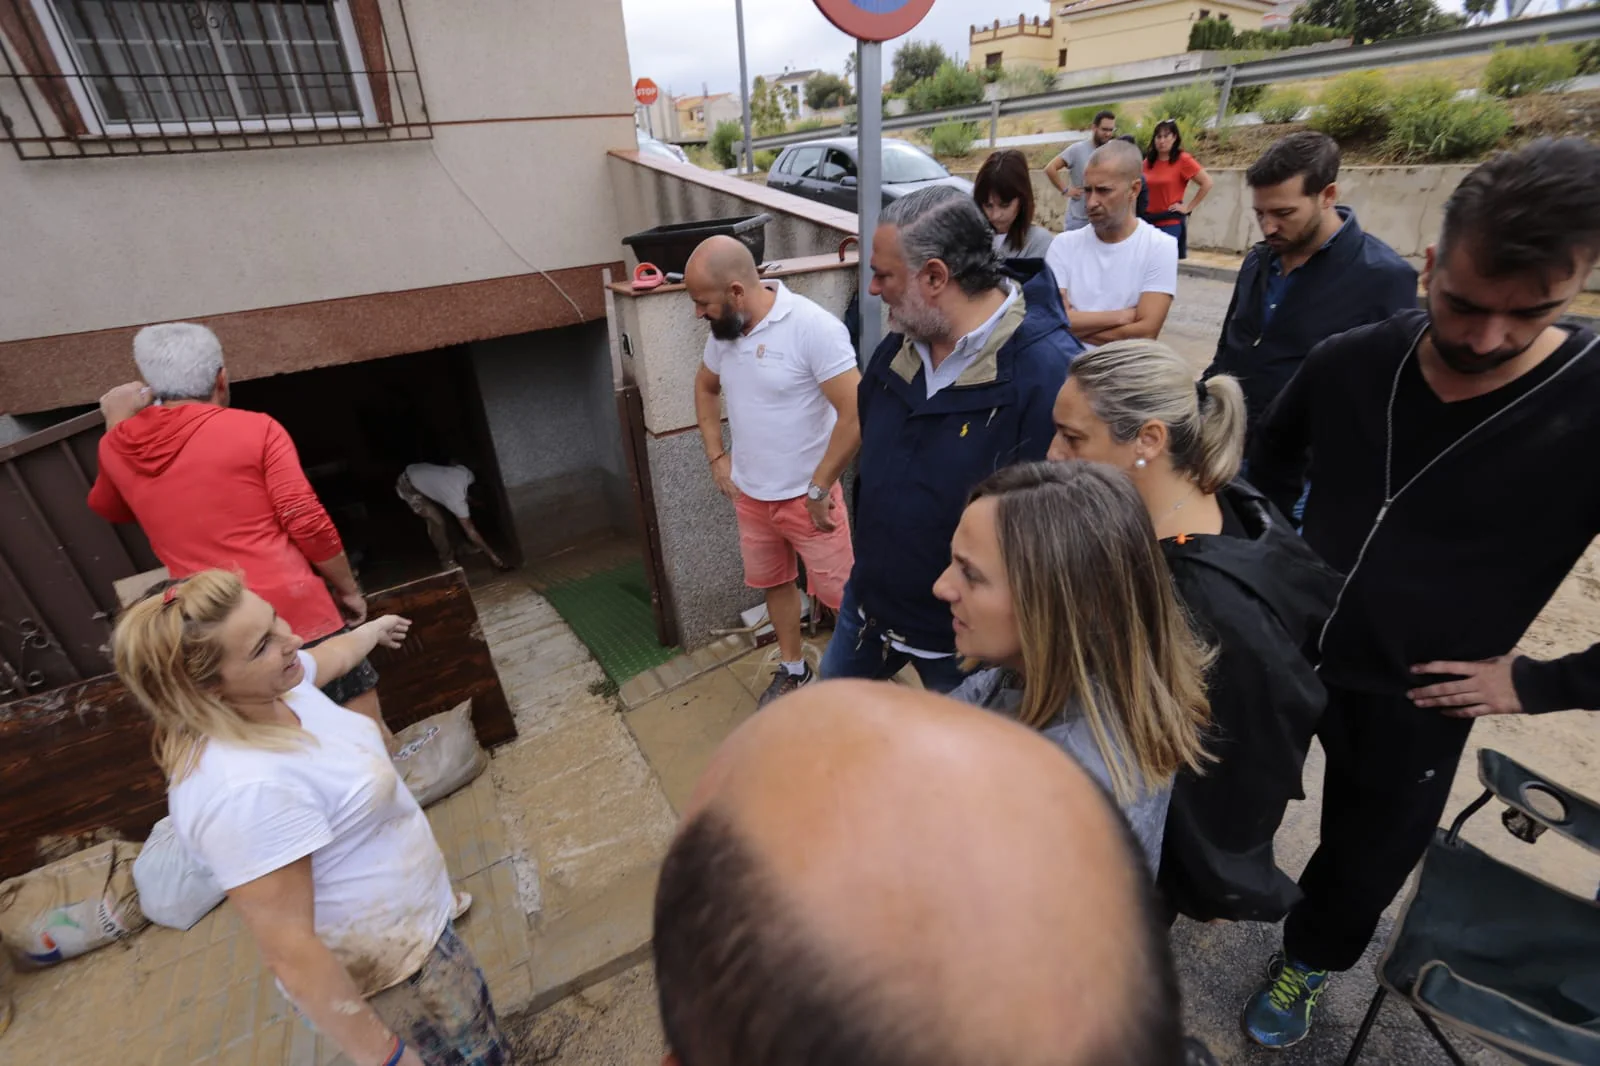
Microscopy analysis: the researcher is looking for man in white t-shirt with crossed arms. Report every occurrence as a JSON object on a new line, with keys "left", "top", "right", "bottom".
{"left": 688, "top": 236, "right": 862, "bottom": 706}
{"left": 1045, "top": 139, "right": 1179, "bottom": 347}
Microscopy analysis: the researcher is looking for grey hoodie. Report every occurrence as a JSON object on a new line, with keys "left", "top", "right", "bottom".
{"left": 950, "top": 667, "right": 1172, "bottom": 874}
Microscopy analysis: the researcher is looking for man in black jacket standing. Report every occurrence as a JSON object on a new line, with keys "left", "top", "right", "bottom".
{"left": 1242, "top": 137, "right": 1600, "bottom": 1049}
{"left": 1207, "top": 132, "right": 1416, "bottom": 450}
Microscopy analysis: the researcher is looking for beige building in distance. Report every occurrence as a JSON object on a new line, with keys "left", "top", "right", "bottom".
{"left": 970, "top": 0, "right": 1273, "bottom": 74}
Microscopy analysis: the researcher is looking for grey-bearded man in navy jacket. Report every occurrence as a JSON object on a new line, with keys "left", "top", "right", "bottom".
{"left": 819, "top": 186, "right": 1080, "bottom": 692}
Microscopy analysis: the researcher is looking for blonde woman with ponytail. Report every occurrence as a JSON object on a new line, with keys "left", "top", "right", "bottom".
{"left": 114, "top": 571, "right": 508, "bottom": 1066}
{"left": 1048, "top": 340, "right": 1343, "bottom": 924}
{"left": 935, "top": 460, "right": 1212, "bottom": 872}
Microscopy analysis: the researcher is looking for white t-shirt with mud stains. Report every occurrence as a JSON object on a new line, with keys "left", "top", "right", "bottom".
{"left": 168, "top": 651, "right": 454, "bottom": 996}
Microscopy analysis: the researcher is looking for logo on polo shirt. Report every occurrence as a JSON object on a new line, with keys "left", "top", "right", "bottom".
{"left": 756, "top": 344, "right": 766, "bottom": 359}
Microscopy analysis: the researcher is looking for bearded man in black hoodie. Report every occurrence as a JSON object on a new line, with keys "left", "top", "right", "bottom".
{"left": 1242, "top": 137, "right": 1600, "bottom": 1049}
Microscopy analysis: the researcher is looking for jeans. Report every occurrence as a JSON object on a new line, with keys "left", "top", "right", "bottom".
{"left": 820, "top": 581, "right": 968, "bottom": 694}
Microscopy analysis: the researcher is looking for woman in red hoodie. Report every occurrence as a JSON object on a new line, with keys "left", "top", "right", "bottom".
{"left": 89, "top": 323, "right": 386, "bottom": 732}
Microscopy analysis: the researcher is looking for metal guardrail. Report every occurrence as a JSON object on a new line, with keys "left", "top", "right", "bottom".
{"left": 742, "top": 7, "right": 1600, "bottom": 153}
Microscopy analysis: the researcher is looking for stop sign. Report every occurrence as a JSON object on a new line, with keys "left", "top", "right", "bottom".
{"left": 634, "top": 78, "right": 660, "bottom": 107}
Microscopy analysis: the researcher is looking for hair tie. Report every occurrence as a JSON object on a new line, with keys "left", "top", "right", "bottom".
{"left": 1195, "top": 379, "right": 1209, "bottom": 406}
{"left": 162, "top": 584, "right": 181, "bottom": 607}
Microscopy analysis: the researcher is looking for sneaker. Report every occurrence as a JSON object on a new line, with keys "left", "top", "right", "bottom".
{"left": 1243, "top": 952, "right": 1330, "bottom": 1049}
{"left": 758, "top": 664, "right": 814, "bottom": 707}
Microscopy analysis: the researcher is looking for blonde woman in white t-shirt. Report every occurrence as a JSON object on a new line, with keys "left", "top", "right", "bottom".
{"left": 114, "top": 570, "right": 507, "bottom": 1066}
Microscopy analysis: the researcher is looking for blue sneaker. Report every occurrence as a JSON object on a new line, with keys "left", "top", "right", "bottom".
{"left": 1243, "top": 952, "right": 1330, "bottom": 1049}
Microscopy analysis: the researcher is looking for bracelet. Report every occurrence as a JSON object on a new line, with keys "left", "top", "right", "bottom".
{"left": 380, "top": 1035, "right": 405, "bottom": 1066}
{"left": 706, "top": 451, "right": 726, "bottom": 463}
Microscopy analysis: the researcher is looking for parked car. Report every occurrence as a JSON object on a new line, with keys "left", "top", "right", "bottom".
{"left": 637, "top": 129, "right": 690, "bottom": 164}
{"left": 766, "top": 138, "right": 973, "bottom": 212}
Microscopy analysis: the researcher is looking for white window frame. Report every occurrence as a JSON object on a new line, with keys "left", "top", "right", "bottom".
{"left": 28, "top": 0, "right": 378, "bottom": 137}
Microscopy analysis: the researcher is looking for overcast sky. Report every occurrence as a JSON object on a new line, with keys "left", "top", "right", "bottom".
{"left": 620, "top": 0, "right": 1023, "bottom": 98}
{"left": 620, "top": 0, "right": 1491, "bottom": 99}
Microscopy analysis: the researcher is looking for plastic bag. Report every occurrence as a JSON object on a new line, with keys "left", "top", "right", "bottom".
{"left": 132, "top": 818, "right": 225, "bottom": 931}
{"left": 0, "top": 840, "right": 148, "bottom": 966}
{"left": 392, "top": 702, "right": 487, "bottom": 808}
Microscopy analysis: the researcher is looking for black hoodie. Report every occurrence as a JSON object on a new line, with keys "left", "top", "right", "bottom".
{"left": 1158, "top": 481, "right": 1344, "bottom": 923}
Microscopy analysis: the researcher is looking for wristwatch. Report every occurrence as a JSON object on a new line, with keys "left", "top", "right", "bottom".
{"left": 806, "top": 482, "right": 828, "bottom": 502}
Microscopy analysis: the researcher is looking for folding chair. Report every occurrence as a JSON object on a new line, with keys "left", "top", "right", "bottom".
{"left": 1343, "top": 749, "right": 1600, "bottom": 1066}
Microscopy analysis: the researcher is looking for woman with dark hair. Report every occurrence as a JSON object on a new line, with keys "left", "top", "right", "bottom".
{"left": 1142, "top": 120, "right": 1212, "bottom": 259}
{"left": 936, "top": 460, "right": 1213, "bottom": 872}
{"left": 1047, "top": 340, "right": 1342, "bottom": 924}
{"left": 973, "top": 149, "right": 1054, "bottom": 260}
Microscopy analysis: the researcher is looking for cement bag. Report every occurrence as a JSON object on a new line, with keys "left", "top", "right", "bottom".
{"left": 0, "top": 840, "right": 148, "bottom": 966}
{"left": 393, "top": 702, "right": 487, "bottom": 807}
{"left": 133, "top": 817, "right": 225, "bottom": 931}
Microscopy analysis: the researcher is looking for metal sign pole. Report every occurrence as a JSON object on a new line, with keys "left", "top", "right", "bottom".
{"left": 856, "top": 39, "right": 883, "bottom": 366}
{"left": 735, "top": 0, "right": 753, "bottom": 173}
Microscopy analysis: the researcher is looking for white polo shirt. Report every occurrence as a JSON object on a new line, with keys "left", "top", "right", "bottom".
{"left": 702, "top": 282, "right": 858, "bottom": 502}
{"left": 1045, "top": 220, "right": 1178, "bottom": 345}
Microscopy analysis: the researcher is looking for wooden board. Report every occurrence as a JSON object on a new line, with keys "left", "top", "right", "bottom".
{"left": 0, "top": 568, "right": 515, "bottom": 881}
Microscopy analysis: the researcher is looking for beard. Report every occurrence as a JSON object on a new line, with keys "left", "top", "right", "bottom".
{"left": 1264, "top": 218, "right": 1323, "bottom": 258}
{"left": 1430, "top": 335, "right": 1531, "bottom": 375}
{"left": 888, "top": 284, "right": 952, "bottom": 346}
{"left": 708, "top": 306, "right": 747, "bottom": 341}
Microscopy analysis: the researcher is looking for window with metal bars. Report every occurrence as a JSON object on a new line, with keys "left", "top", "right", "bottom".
{"left": 29, "top": 0, "right": 375, "bottom": 133}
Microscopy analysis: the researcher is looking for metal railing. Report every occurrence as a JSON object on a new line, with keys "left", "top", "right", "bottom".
{"left": 743, "top": 7, "right": 1600, "bottom": 153}
{"left": 0, "top": 0, "right": 430, "bottom": 159}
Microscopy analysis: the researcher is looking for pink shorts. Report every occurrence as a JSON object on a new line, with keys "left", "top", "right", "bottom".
{"left": 733, "top": 483, "right": 854, "bottom": 610}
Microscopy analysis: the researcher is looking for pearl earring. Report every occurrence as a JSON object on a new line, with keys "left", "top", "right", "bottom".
{"left": 1134, "top": 457, "right": 1148, "bottom": 469}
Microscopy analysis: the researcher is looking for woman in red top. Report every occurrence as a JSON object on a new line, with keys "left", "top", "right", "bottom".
{"left": 1142, "top": 119, "right": 1213, "bottom": 260}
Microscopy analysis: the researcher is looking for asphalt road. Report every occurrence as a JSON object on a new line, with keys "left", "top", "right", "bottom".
{"left": 1162, "top": 271, "right": 1236, "bottom": 371}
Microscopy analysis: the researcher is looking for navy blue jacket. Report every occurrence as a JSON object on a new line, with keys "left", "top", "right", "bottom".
{"left": 1205, "top": 207, "right": 1416, "bottom": 447}
{"left": 850, "top": 269, "right": 1079, "bottom": 652}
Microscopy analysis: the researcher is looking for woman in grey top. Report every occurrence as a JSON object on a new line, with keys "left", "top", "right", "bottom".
{"left": 936, "top": 461, "right": 1213, "bottom": 872}
{"left": 975, "top": 150, "right": 1056, "bottom": 261}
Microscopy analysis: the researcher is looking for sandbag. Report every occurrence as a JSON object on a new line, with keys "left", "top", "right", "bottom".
{"left": 0, "top": 840, "right": 148, "bottom": 966}
{"left": 393, "top": 702, "right": 487, "bottom": 807}
{"left": 133, "top": 817, "right": 225, "bottom": 931}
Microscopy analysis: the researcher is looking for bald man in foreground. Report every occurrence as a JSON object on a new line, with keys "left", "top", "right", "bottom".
{"left": 688, "top": 236, "right": 862, "bottom": 706}
{"left": 1044, "top": 139, "right": 1179, "bottom": 346}
{"left": 654, "top": 681, "right": 1193, "bottom": 1066}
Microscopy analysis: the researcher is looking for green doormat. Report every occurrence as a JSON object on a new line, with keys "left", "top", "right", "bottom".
{"left": 542, "top": 558, "right": 679, "bottom": 684}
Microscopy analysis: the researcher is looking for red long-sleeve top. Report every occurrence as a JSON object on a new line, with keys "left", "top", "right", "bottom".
{"left": 89, "top": 404, "right": 345, "bottom": 642}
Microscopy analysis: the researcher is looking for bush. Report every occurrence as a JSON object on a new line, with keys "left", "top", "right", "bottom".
{"left": 708, "top": 119, "right": 741, "bottom": 169}
{"left": 1482, "top": 41, "right": 1579, "bottom": 98}
{"left": 927, "top": 120, "right": 978, "bottom": 157}
{"left": 1189, "top": 17, "right": 1236, "bottom": 50}
{"left": 1228, "top": 84, "right": 1267, "bottom": 115}
{"left": 804, "top": 72, "right": 853, "bottom": 111}
{"left": 905, "top": 62, "right": 986, "bottom": 113}
{"left": 791, "top": 117, "right": 827, "bottom": 133}
{"left": 1384, "top": 78, "right": 1511, "bottom": 161}
{"left": 1257, "top": 87, "right": 1312, "bottom": 124}
{"left": 1311, "top": 70, "right": 1391, "bottom": 139}
{"left": 998, "top": 65, "right": 1058, "bottom": 99}
{"left": 753, "top": 149, "right": 779, "bottom": 172}
{"left": 1155, "top": 84, "right": 1218, "bottom": 129}
{"left": 1063, "top": 98, "right": 1121, "bottom": 129}
{"left": 1578, "top": 39, "right": 1600, "bottom": 77}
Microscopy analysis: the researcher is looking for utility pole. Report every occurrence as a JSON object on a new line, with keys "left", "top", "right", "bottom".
{"left": 735, "top": 0, "right": 753, "bottom": 174}
{"left": 856, "top": 39, "right": 883, "bottom": 364}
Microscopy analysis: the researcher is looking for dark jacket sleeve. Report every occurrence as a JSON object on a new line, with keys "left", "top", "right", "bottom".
{"left": 1248, "top": 341, "right": 1321, "bottom": 517}
{"left": 1513, "top": 648, "right": 1600, "bottom": 714}
{"left": 1205, "top": 255, "right": 1250, "bottom": 375}
{"left": 1016, "top": 351, "right": 1071, "bottom": 462}
{"left": 1374, "top": 258, "right": 1421, "bottom": 320}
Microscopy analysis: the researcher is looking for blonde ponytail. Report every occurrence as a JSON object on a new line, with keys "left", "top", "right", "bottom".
{"left": 1069, "top": 340, "right": 1246, "bottom": 493}
{"left": 113, "top": 570, "right": 308, "bottom": 783}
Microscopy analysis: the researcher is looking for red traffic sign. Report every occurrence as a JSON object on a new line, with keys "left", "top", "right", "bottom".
{"left": 813, "top": 0, "right": 936, "bottom": 41}
{"left": 634, "top": 78, "right": 660, "bottom": 106}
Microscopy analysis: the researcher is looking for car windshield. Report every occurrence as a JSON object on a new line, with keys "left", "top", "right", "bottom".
{"left": 882, "top": 143, "right": 949, "bottom": 184}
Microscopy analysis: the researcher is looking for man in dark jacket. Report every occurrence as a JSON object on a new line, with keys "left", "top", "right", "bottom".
{"left": 1241, "top": 137, "right": 1600, "bottom": 1049}
{"left": 819, "top": 186, "right": 1079, "bottom": 692}
{"left": 1206, "top": 132, "right": 1416, "bottom": 448}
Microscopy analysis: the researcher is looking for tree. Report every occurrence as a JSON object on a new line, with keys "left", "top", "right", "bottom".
{"left": 891, "top": 39, "right": 950, "bottom": 94}
{"left": 708, "top": 119, "right": 741, "bottom": 169}
{"left": 750, "top": 76, "right": 788, "bottom": 136}
{"left": 805, "top": 72, "right": 854, "bottom": 111}
{"left": 1295, "top": 0, "right": 1460, "bottom": 41}
{"left": 1463, "top": 0, "right": 1496, "bottom": 23}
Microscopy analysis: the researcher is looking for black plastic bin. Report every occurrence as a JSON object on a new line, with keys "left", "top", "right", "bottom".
{"left": 621, "top": 213, "right": 772, "bottom": 276}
